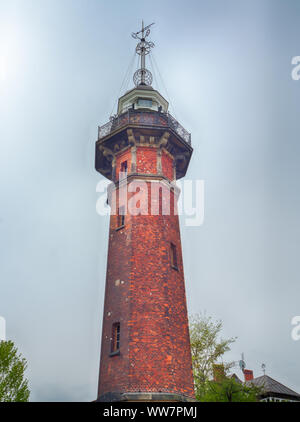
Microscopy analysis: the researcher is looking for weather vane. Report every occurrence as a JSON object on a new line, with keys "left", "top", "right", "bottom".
{"left": 262, "top": 363, "right": 266, "bottom": 375}
{"left": 131, "top": 21, "right": 155, "bottom": 86}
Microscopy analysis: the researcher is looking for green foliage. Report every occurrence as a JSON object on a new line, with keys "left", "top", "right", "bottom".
{"left": 189, "top": 313, "right": 237, "bottom": 400}
{"left": 199, "top": 377, "right": 261, "bottom": 402}
{"left": 189, "top": 313, "right": 263, "bottom": 401}
{"left": 0, "top": 340, "right": 30, "bottom": 402}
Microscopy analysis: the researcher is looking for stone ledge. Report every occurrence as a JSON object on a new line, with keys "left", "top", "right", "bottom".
{"left": 96, "top": 391, "right": 196, "bottom": 402}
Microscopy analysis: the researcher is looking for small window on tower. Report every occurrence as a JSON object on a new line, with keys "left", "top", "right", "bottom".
{"left": 170, "top": 242, "right": 178, "bottom": 270}
{"left": 137, "top": 98, "right": 152, "bottom": 108}
{"left": 120, "top": 161, "right": 128, "bottom": 180}
{"left": 110, "top": 322, "right": 120, "bottom": 355}
{"left": 117, "top": 205, "right": 125, "bottom": 229}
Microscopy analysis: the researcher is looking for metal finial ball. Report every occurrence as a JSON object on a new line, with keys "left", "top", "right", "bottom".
{"left": 133, "top": 68, "right": 153, "bottom": 86}
{"left": 135, "top": 41, "right": 155, "bottom": 56}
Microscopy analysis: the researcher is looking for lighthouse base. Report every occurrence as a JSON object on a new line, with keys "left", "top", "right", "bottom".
{"left": 96, "top": 392, "right": 196, "bottom": 402}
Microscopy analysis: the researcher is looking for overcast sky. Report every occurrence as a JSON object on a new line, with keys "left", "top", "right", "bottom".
{"left": 0, "top": 0, "right": 300, "bottom": 401}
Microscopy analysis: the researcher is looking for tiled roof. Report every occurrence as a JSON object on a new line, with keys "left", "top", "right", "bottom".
{"left": 247, "top": 375, "right": 300, "bottom": 400}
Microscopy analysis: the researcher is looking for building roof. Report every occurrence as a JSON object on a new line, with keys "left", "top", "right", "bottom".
{"left": 230, "top": 373, "right": 243, "bottom": 384}
{"left": 247, "top": 375, "right": 300, "bottom": 400}
{"left": 120, "top": 84, "right": 155, "bottom": 98}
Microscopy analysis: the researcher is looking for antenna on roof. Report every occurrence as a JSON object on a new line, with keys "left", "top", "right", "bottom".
{"left": 262, "top": 363, "right": 266, "bottom": 375}
{"left": 239, "top": 353, "right": 246, "bottom": 373}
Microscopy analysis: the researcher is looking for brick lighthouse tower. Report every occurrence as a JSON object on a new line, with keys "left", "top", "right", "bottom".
{"left": 95, "top": 22, "right": 194, "bottom": 402}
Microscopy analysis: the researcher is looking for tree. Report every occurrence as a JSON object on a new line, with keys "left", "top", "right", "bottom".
{"left": 0, "top": 340, "right": 30, "bottom": 402}
{"left": 200, "top": 376, "right": 261, "bottom": 402}
{"left": 189, "top": 313, "right": 236, "bottom": 400}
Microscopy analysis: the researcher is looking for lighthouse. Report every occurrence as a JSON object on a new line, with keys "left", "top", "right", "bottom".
{"left": 95, "top": 22, "right": 195, "bottom": 402}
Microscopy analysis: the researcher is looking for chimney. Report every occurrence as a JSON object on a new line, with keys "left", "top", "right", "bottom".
{"left": 213, "top": 364, "right": 225, "bottom": 382}
{"left": 243, "top": 369, "right": 254, "bottom": 381}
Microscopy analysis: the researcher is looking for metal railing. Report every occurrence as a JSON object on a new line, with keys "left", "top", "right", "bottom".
{"left": 98, "top": 110, "right": 191, "bottom": 145}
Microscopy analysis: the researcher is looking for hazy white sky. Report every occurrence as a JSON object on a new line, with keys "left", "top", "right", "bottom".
{"left": 0, "top": 0, "right": 300, "bottom": 401}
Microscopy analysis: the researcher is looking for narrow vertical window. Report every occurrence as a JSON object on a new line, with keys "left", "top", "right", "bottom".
{"left": 117, "top": 205, "right": 125, "bottom": 228}
{"left": 170, "top": 242, "right": 178, "bottom": 270}
{"left": 159, "top": 187, "right": 162, "bottom": 215}
{"left": 110, "top": 322, "right": 120, "bottom": 355}
{"left": 120, "top": 161, "right": 128, "bottom": 180}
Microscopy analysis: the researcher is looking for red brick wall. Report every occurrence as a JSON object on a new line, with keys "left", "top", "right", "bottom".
{"left": 115, "top": 146, "right": 174, "bottom": 182}
{"left": 97, "top": 179, "right": 195, "bottom": 399}
{"left": 162, "top": 150, "right": 174, "bottom": 181}
{"left": 136, "top": 146, "right": 157, "bottom": 175}
{"left": 128, "top": 187, "right": 194, "bottom": 397}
